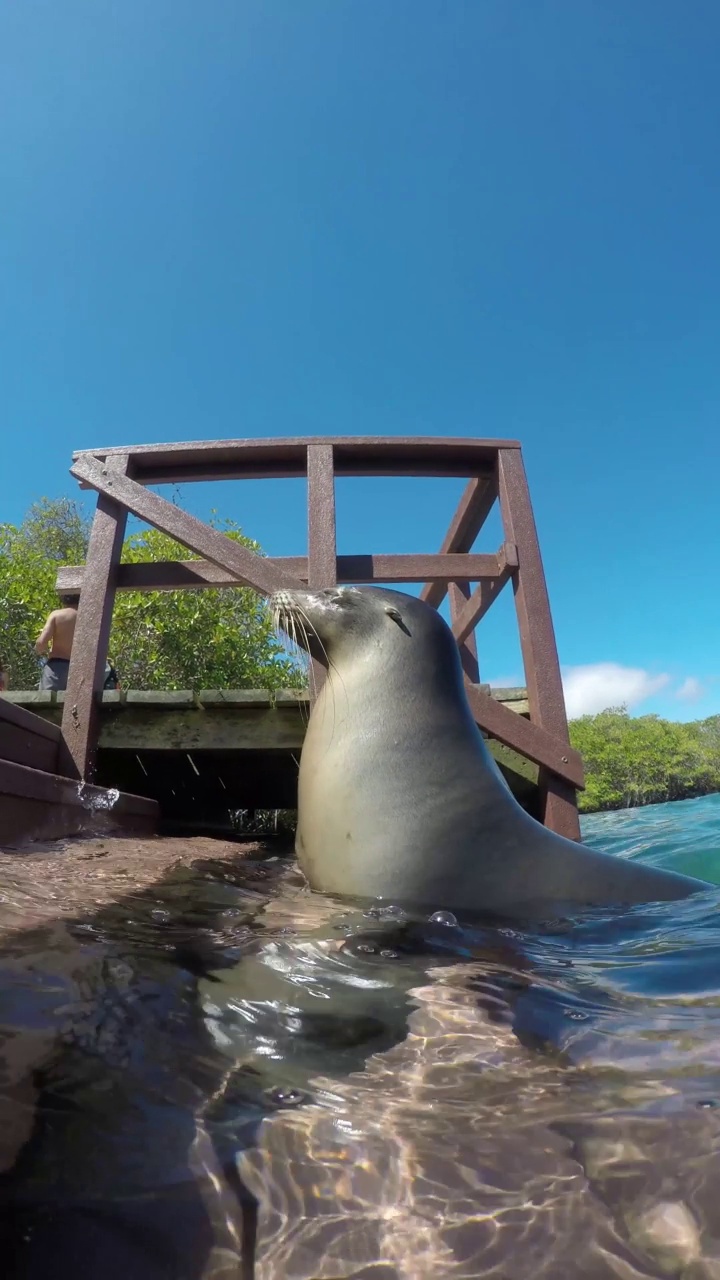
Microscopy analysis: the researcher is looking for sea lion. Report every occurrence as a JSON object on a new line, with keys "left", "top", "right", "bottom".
{"left": 271, "top": 586, "right": 710, "bottom": 919}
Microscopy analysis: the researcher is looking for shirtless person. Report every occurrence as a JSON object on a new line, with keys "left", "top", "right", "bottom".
{"left": 35, "top": 593, "right": 79, "bottom": 691}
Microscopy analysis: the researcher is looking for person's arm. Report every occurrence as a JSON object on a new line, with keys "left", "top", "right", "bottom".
{"left": 35, "top": 613, "right": 56, "bottom": 656}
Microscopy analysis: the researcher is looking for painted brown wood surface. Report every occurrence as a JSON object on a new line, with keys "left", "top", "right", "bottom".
{"left": 449, "top": 582, "right": 480, "bottom": 683}
{"left": 464, "top": 684, "right": 584, "bottom": 789}
{"left": 497, "top": 448, "right": 580, "bottom": 838}
{"left": 420, "top": 474, "right": 499, "bottom": 608}
{"left": 306, "top": 443, "right": 337, "bottom": 696}
{"left": 0, "top": 721, "right": 58, "bottom": 773}
{"left": 0, "top": 698, "right": 61, "bottom": 742}
{"left": 451, "top": 544, "right": 518, "bottom": 644}
{"left": 306, "top": 443, "right": 338, "bottom": 589}
{"left": 0, "top": 696, "right": 61, "bottom": 772}
{"left": 0, "top": 758, "right": 158, "bottom": 845}
{"left": 73, "top": 436, "right": 520, "bottom": 485}
{"left": 60, "top": 457, "right": 130, "bottom": 781}
{"left": 0, "top": 756, "right": 157, "bottom": 812}
{"left": 57, "top": 552, "right": 504, "bottom": 593}
{"left": 70, "top": 454, "right": 306, "bottom": 598}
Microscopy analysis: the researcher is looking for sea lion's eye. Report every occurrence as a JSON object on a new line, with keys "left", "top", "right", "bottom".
{"left": 384, "top": 605, "right": 409, "bottom": 632}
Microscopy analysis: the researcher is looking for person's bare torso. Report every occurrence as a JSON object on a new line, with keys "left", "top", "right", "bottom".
{"left": 47, "top": 608, "right": 77, "bottom": 660}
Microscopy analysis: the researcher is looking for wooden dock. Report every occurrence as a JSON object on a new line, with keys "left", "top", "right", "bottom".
{"left": 4, "top": 685, "right": 539, "bottom": 829}
{"left": 0, "top": 435, "right": 584, "bottom": 845}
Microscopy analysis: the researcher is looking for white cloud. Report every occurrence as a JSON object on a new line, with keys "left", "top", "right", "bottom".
{"left": 561, "top": 663, "right": 670, "bottom": 719}
{"left": 676, "top": 676, "right": 705, "bottom": 703}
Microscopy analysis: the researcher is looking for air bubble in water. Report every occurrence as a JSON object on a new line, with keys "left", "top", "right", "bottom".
{"left": 265, "top": 1086, "right": 307, "bottom": 1107}
{"left": 364, "top": 904, "right": 405, "bottom": 921}
{"left": 429, "top": 910, "right": 458, "bottom": 927}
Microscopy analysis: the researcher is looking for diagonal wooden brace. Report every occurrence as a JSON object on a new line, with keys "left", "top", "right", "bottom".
{"left": 70, "top": 454, "right": 307, "bottom": 597}
{"left": 451, "top": 543, "right": 518, "bottom": 644}
{"left": 465, "top": 683, "right": 585, "bottom": 789}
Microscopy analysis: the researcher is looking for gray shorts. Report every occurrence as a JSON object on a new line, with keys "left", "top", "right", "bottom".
{"left": 39, "top": 658, "right": 71, "bottom": 691}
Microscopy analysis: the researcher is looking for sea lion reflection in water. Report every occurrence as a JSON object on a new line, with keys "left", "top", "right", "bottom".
{"left": 272, "top": 586, "right": 709, "bottom": 919}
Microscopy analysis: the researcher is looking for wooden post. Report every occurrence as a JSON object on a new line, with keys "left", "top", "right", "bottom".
{"left": 59, "top": 457, "right": 129, "bottom": 780}
{"left": 448, "top": 582, "right": 480, "bottom": 683}
{"left": 307, "top": 444, "right": 337, "bottom": 588}
{"left": 497, "top": 448, "right": 581, "bottom": 840}
{"left": 421, "top": 470, "right": 498, "bottom": 608}
{"left": 306, "top": 444, "right": 337, "bottom": 696}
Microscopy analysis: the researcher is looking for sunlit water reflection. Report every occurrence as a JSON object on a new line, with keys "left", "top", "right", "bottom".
{"left": 1, "top": 798, "right": 720, "bottom": 1277}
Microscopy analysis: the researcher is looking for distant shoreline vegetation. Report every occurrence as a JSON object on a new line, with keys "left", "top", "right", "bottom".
{"left": 569, "top": 706, "right": 720, "bottom": 814}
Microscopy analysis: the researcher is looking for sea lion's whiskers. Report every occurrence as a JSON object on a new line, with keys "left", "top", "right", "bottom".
{"left": 292, "top": 600, "right": 349, "bottom": 721}
{"left": 288, "top": 613, "right": 313, "bottom": 725}
{"left": 287, "top": 602, "right": 342, "bottom": 732}
{"left": 271, "top": 600, "right": 318, "bottom": 726}
{"left": 270, "top": 591, "right": 349, "bottom": 739}
{"left": 274, "top": 615, "right": 309, "bottom": 699}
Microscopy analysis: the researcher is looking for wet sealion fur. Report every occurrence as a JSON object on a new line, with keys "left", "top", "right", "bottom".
{"left": 272, "top": 586, "right": 709, "bottom": 920}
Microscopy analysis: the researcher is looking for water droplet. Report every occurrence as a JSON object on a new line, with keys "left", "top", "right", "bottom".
{"left": 429, "top": 911, "right": 458, "bottom": 927}
{"left": 364, "top": 904, "right": 405, "bottom": 921}
{"left": 356, "top": 943, "right": 377, "bottom": 954}
{"left": 380, "top": 949, "right": 399, "bottom": 959}
{"left": 151, "top": 909, "right": 171, "bottom": 924}
{"left": 696, "top": 1099, "right": 718, "bottom": 1109}
{"left": 77, "top": 784, "right": 120, "bottom": 812}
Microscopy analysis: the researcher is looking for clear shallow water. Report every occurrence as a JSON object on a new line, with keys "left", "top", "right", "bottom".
{"left": 2, "top": 801, "right": 720, "bottom": 1277}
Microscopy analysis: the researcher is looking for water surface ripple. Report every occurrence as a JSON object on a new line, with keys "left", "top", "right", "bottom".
{"left": 0, "top": 798, "right": 720, "bottom": 1277}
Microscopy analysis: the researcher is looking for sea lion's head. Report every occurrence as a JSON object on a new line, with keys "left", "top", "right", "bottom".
{"left": 271, "top": 585, "right": 458, "bottom": 670}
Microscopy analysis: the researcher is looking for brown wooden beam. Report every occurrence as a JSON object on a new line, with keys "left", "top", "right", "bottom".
{"left": 70, "top": 454, "right": 307, "bottom": 597}
{"left": 72, "top": 437, "right": 520, "bottom": 486}
{"left": 57, "top": 552, "right": 505, "bottom": 594}
{"left": 497, "top": 448, "right": 582, "bottom": 837}
{"left": 465, "top": 684, "right": 584, "bottom": 790}
{"left": 307, "top": 444, "right": 337, "bottom": 588}
{"left": 449, "top": 582, "right": 480, "bottom": 683}
{"left": 451, "top": 543, "right": 518, "bottom": 644}
{"left": 0, "top": 756, "right": 158, "bottom": 818}
{"left": 306, "top": 442, "right": 337, "bottom": 696}
{"left": 59, "top": 457, "right": 129, "bottom": 780}
{"left": 420, "top": 472, "right": 499, "bottom": 608}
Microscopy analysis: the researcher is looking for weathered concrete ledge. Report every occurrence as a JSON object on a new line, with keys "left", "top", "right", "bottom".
{"left": 4, "top": 687, "right": 538, "bottom": 819}
{"left": 4, "top": 686, "right": 530, "bottom": 752}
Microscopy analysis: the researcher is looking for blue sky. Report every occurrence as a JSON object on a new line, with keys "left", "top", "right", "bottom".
{"left": 2, "top": 0, "right": 719, "bottom": 719}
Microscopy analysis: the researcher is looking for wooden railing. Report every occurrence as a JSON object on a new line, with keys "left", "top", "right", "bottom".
{"left": 55, "top": 436, "right": 583, "bottom": 839}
